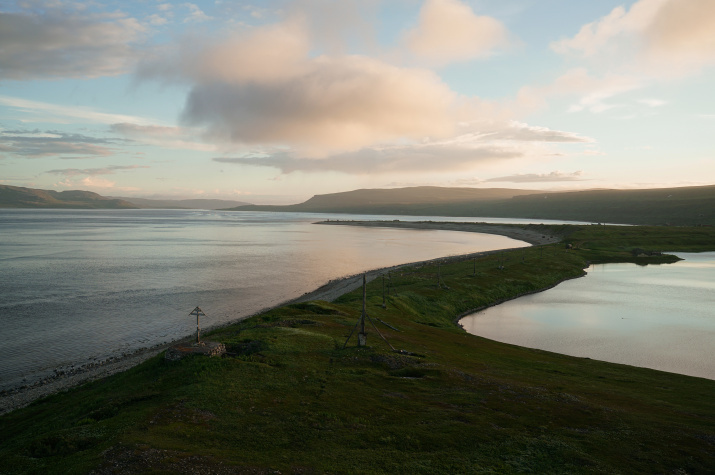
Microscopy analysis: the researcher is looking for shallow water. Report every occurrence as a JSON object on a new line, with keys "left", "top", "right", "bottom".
{"left": 0, "top": 209, "right": 536, "bottom": 391}
{"left": 460, "top": 253, "right": 715, "bottom": 380}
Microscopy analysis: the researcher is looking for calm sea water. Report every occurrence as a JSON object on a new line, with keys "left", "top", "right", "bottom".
{"left": 461, "top": 253, "right": 715, "bottom": 380}
{"left": 0, "top": 209, "right": 536, "bottom": 391}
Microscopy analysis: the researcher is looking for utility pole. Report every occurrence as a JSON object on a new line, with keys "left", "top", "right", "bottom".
{"left": 343, "top": 274, "right": 395, "bottom": 351}
{"left": 359, "top": 274, "right": 367, "bottom": 346}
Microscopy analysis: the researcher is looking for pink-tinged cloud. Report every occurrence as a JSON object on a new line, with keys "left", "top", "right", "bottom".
{"left": 181, "top": 55, "right": 457, "bottom": 156}
{"left": 551, "top": 0, "right": 715, "bottom": 77}
{"left": 137, "top": 7, "right": 582, "bottom": 163}
{"left": 404, "top": 0, "right": 511, "bottom": 66}
{"left": 139, "top": 16, "right": 513, "bottom": 157}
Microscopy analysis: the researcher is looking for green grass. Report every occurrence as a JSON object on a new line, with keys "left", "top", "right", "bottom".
{"left": 1, "top": 225, "right": 714, "bottom": 473}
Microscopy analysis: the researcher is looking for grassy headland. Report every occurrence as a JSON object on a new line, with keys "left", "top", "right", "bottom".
{"left": 1, "top": 224, "right": 714, "bottom": 473}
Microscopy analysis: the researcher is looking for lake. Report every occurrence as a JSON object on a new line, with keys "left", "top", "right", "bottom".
{"left": 460, "top": 253, "right": 715, "bottom": 380}
{"left": 0, "top": 209, "right": 537, "bottom": 391}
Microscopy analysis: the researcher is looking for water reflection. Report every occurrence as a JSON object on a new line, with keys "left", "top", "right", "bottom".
{"left": 460, "top": 252, "right": 715, "bottom": 380}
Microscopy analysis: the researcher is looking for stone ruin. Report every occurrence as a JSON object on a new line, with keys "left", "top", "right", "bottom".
{"left": 165, "top": 341, "right": 226, "bottom": 361}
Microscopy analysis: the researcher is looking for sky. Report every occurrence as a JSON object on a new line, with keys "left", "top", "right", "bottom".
{"left": 1, "top": 0, "right": 714, "bottom": 204}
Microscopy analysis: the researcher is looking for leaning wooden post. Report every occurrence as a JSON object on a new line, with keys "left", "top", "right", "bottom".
{"left": 358, "top": 274, "right": 367, "bottom": 346}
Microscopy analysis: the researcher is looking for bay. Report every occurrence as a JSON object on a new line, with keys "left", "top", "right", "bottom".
{"left": 460, "top": 253, "right": 715, "bottom": 380}
{"left": 0, "top": 208, "right": 540, "bottom": 391}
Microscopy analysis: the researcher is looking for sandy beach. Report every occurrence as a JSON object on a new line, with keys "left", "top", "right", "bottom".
{"left": 0, "top": 220, "right": 556, "bottom": 415}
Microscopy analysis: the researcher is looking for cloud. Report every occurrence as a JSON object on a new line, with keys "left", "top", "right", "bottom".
{"left": 54, "top": 176, "right": 119, "bottom": 190}
{"left": 140, "top": 15, "right": 517, "bottom": 157}
{"left": 404, "top": 0, "right": 511, "bottom": 66}
{"left": 110, "top": 123, "right": 216, "bottom": 151}
{"left": 0, "top": 130, "right": 116, "bottom": 158}
{"left": 0, "top": 95, "right": 153, "bottom": 125}
{"left": 517, "top": 68, "right": 644, "bottom": 114}
{"left": 485, "top": 171, "right": 587, "bottom": 183}
{"left": 210, "top": 119, "right": 590, "bottom": 176}
{"left": 481, "top": 121, "right": 594, "bottom": 143}
{"left": 551, "top": 2, "right": 662, "bottom": 58}
{"left": 147, "top": 14, "right": 169, "bottom": 26}
{"left": 45, "top": 165, "right": 149, "bottom": 177}
{"left": 209, "top": 117, "right": 591, "bottom": 176}
{"left": 0, "top": 7, "right": 145, "bottom": 80}
{"left": 551, "top": 0, "right": 715, "bottom": 77}
{"left": 214, "top": 142, "right": 522, "bottom": 175}
{"left": 179, "top": 54, "right": 458, "bottom": 156}
{"left": 135, "top": 4, "right": 583, "bottom": 165}
{"left": 638, "top": 98, "right": 667, "bottom": 107}
{"left": 137, "top": 19, "right": 310, "bottom": 85}
{"left": 285, "top": 0, "right": 381, "bottom": 55}
{"left": 183, "top": 3, "right": 212, "bottom": 23}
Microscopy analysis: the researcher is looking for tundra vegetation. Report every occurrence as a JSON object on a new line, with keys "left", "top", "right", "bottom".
{"left": 1, "top": 224, "right": 714, "bottom": 474}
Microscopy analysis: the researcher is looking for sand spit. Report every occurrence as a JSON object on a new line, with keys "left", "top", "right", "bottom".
{"left": 316, "top": 220, "right": 561, "bottom": 246}
{"left": 0, "top": 220, "right": 556, "bottom": 415}
{"left": 290, "top": 220, "right": 560, "bottom": 303}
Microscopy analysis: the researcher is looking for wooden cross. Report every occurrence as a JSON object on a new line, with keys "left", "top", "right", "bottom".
{"left": 189, "top": 306, "right": 206, "bottom": 343}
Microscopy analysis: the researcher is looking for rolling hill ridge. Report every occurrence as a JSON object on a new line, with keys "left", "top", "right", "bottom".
{"left": 229, "top": 185, "right": 715, "bottom": 225}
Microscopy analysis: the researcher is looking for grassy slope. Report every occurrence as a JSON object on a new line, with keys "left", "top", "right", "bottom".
{"left": 1, "top": 225, "right": 714, "bottom": 474}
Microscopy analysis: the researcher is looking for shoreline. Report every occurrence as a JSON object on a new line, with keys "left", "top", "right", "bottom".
{"left": 315, "top": 220, "right": 562, "bottom": 246}
{"left": 0, "top": 221, "right": 562, "bottom": 415}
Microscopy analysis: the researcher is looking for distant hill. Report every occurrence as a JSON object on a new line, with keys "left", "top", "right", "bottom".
{"left": 0, "top": 185, "right": 253, "bottom": 210}
{"left": 479, "top": 186, "right": 715, "bottom": 226}
{"left": 115, "top": 197, "right": 253, "bottom": 210}
{"left": 228, "top": 185, "right": 715, "bottom": 225}
{"left": 0, "top": 185, "right": 137, "bottom": 209}
{"left": 229, "top": 186, "right": 536, "bottom": 213}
